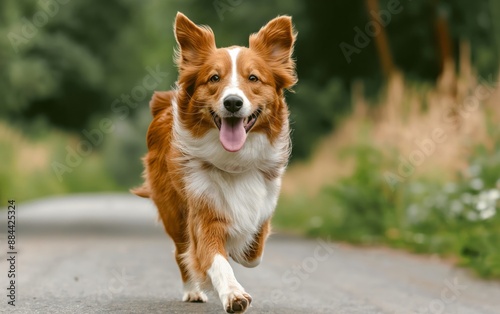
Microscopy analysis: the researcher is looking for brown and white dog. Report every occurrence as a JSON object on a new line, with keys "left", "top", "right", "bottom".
{"left": 133, "top": 12, "right": 296, "bottom": 313}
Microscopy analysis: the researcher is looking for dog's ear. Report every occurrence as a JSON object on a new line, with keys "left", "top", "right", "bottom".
{"left": 249, "top": 16, "right": 296, "bottom": 66}
{"left": 174, "top": 12, "right": 216, "bottom": 67}
{"left": 249, "top": 16, "right": 297, "bottom": 89}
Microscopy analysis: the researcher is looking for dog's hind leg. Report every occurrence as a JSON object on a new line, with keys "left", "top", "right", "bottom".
{"left": 175, "top": 241, "right": 208, "bottom": 302}
{"left": 156, "top": 196, "right": 208, "bottom": 303}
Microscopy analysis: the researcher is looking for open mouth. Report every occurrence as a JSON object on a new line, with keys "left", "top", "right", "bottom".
{"left": 210, "top": 109, "right": 260, "bottom": 133}
{"left": 210, "top": 109, "right": 261, "bottom": 152}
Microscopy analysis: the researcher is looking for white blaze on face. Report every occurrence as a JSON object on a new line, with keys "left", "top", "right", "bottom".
{"left": 218, "top": 48, "right": 252, "bottom": 153}
{"left": 228, "top": 48, "right": 240, "bottom": 90}
{"left": 221, "top": 48, "right": 252, "bottom": 115}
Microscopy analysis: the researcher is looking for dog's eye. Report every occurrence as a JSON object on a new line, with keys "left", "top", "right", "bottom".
{"left": 248, "top": 74, "right": 259, "bottom": 82}
{"left": 209, "top": 74, "right": 220, "bottom": 83}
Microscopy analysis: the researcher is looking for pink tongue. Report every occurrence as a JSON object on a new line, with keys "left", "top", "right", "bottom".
{"left": 219, "top": 118, "right": 247, "bottom": 152}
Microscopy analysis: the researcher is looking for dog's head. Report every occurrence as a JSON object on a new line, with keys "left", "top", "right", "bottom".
{"left": 174, "top": 13, "right": 296, "bottom": 153}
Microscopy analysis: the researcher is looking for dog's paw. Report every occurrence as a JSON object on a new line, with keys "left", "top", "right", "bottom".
{"left": 182, "top": 283, "right": 208, "bottom": 303}
{"left": 223, "top": 290, "right": 252, "bottom": 313}
{"left": 182, "top": 290, "right": 208, "bottom": 303}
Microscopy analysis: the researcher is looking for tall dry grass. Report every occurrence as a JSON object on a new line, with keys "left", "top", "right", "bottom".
{"left": 282, "top": 42, "right": 500, "bottom": 196}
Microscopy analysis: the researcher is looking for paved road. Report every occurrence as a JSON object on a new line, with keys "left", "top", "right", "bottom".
{"left": 1, "top": 194, "right": 500, "bottom": 313}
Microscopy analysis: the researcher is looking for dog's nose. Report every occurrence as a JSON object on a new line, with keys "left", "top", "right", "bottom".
{"left": 223, "top": 95, "right": 243, "bottom": 113}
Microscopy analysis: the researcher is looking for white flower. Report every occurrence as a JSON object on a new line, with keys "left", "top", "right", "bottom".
{"left": 487, "top": 189, "right": 500, "bottom": 201}
{"left": 470, "top": 178, "right": 484, "bottom": 190}
{"left": 479, "top": 207, "right": 496, "bottom": 220}
{"left": 476, "top": 200, "right": 488, "bottom": 211}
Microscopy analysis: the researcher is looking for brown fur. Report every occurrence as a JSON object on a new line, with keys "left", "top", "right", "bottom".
{"left": 132, "top": 12, "right": 296, "bottom": 312}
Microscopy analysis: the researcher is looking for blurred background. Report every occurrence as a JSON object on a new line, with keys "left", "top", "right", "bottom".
{"left": 1, "top": 0, "right": 499, "bottom": 278}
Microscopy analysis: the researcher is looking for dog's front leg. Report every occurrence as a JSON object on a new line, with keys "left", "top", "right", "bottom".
{"left": 208, "top": 254, "right": 252, "bottom": 313}
{"left": 187, "top": 202, "right": 252, "bottom": 313}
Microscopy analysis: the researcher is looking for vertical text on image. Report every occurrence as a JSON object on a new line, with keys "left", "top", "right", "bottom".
{"left": 6, "top": 199, "right": 17, "bottom": 307}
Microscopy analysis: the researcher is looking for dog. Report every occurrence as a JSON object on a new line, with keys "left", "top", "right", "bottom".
{"left": 132, "top": 12, "right": 296, "bottom": 313}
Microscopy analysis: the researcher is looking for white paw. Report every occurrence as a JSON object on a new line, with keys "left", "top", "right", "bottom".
{"left": 221, "top": 288, "right": 252, "bottom": 313}
{"left": 182, "top": 282, "right": 207, "bottom": 303}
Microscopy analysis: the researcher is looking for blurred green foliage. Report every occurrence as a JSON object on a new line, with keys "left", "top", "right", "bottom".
{"left": 275, "top": 143, "right": 500, "bottom": 278}
{"left": 0, "top": 0, "right": 147, "bottom": 129}
{"left": 0, "top": 124, "right": 120, "bottom": 202}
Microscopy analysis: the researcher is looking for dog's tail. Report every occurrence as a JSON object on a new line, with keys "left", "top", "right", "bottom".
{"left": 130, "top": 183, "right": 151, "bottom": 198}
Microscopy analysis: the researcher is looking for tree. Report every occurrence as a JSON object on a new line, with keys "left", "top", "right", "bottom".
{"left": 0, "top": 0, "right": 144, "bottom": 130}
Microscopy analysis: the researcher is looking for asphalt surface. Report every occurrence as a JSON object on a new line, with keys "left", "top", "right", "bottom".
{"left": 1, "top": 194, "right": 500, "bottom": 314}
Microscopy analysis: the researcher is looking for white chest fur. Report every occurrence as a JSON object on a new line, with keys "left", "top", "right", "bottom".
{"left": 175, "top": 129, "right": 284, "bottom": 260}
{"left": 186, "top": 161, "right": 281, "bottom": 258}
{"left": 173, "top": 106, "right": 287, "bottom": 260}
